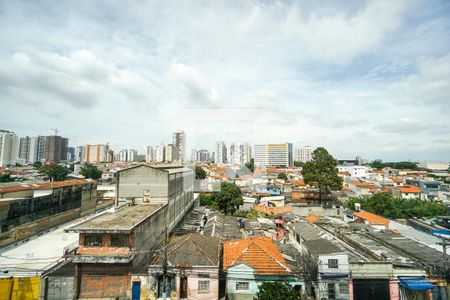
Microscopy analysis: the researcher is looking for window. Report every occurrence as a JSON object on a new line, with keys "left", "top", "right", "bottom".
{"left": 111, "top": 234, "right": 128, "bottom": 247}
{"left": 236, "top": 282, "right": 249, "bottom": 291}
{"left": 84, "top": 234, "right": 102, "bottom": 247}
{"left": 198, "top": 280, "right": 209, "bottom": 293}
{"left": 339, "top": 283, "right": 349, "bottom": 294}
{"left": 328, "top": 259, "right": 338, "bottom": 268}
{"left": 327, "top": 283, "right": 336, "bottom": 300}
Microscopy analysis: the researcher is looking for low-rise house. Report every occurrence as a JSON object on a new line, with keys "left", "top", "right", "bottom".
{"left": 223, "top": 236, "right": 304, "bottom": 300}
{"left": 148, "top": 233, "right": 221, "bottom": 300}
{"left": 397, "top": 185, "right": 421, "bottom": 199}
{"left": 352, "top": 211, "right": 390, "bottom": 230}
{"left": 348, "top": 181, "right": 371, "bottom": 197}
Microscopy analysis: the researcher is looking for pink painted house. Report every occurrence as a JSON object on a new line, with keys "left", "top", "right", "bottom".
{"left": 148, "top": 233, "right": 220, "bottom": 300}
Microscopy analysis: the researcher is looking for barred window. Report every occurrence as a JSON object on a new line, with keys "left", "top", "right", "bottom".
{"left": 328, "top": 259, "right": 338, "bottom": 268}
{"left": 84, "top": 235, "right": 102, "bottom": 247}
{"left": 339, "top": 283, "right": 349, "bottom": 294}
{"left": 198, "top": 280, "right": 209, "bottom": 293}
{"left": 111, "top": 234, "right": 128, "bottom": 247}
{"left": 236, "top": 282, "right": 249, "bottom": 290}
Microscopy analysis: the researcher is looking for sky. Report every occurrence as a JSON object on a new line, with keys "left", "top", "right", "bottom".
{"left": 0, "top": 0, "right": 449, "bottom": 161}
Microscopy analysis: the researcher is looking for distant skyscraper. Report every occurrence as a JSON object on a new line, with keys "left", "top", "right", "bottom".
{"left": 190, "top": 149, "right": 198, "bottom": 162}
{"left": 0, "top": 130, "right": 19, "bottom": 167}
{"left": 146, "top": 146, "right": 154, "bottom": 163}
{"left": 118, "top": 149, "right": 137, "bottom": 162}
{"left": 197, "top": 149, "right": 210, "bottom": 162}
{"left": 215, "top": 141, "right": 227, "bottom": 165}
{"left": 299, "top": 146, "right": 312, "bottom": 162}
{"left": 18, "top": 136, "right": 32, "bottom": 164}
{"left": 155, "top": 143, "right": 165, "bottom": 162}
{"left": 67, "top": 147, "right": 75, "bottom": 162}
{"left": 254, "top": 143, "right": 293, "bottom": 167}
{"left": 165, "top": 144, "right": 175, "bottom": 162}
{"left": 44, "top": 135, "right": 68, "bottom": 163}
{"left": 229, "top": 142, "right": 252, "bottom": 165}
{"left": 173, "top": 131, "right": 186, "bottom": 163}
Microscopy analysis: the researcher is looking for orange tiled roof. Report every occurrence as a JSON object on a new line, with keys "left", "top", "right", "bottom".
{"left": 0, "top": 179, "right": 92, "bottom": 194}
{"left": 291, "top": 180, "right": 305, "bottom": 187}
{"left": 390, "top": 177, "right": 404, "bottom": 183}
{"left": 351, "top": 181, "right": 370, "bottom": 187}
{"left": 305, "top": 214, "right": 320, "bottom": 223}
{"left": 223, "top": 236, "right": 290, "bottom": 274}
{"left": 354, "top": 211, "right": 389, "bottom": 227}
{"left": 399, "top": 185, "right": 420, "bottom": 193}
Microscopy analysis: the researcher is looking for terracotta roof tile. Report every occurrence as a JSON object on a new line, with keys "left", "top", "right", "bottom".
{"left": 353, "top": 211, "right": 389, "bottom": 228}
{"left": 305, "top": 214, "right": 320, "bottom": 223}
{"left": 399, "top": 185, "right": 420, "bottom": 193}
{"left": 224, "top": 236, "right": 290, "bottom": 275}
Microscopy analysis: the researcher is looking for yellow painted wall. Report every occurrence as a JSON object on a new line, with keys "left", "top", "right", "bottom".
{"left": 0, "top": 277, "right": 40, "bottom": 300}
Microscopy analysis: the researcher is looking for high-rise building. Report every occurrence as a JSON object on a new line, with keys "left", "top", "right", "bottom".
{"left": 18, "top": 136, "right": 32, "bottom": 164}
{"left": 155, "top": 143, "right": 165, "bottom": 162}
{"left": 75, "top": 144, "right": 109, "bottom": 163}
{"left": 196, "top": 149, "right": 210, "bottom": 162}
{"left": 190, "top": 149, "right": 198, "bottom": 162}
{"left": 146, "top": 146, "right": 154, "bottom": 163}
{"left": 0, "top": 130, "right": 19, "bottom": 167}
{"left": 215, "top": 141, "right": 227, "bottom": 165}
{"left": 30, "top": 136, "right": 46, "bottom": 163}
{"left": 67, "top": 147, "right": 75, "bottom": 162}
{"left": 172, "top": 131, "right": 186, "bottom": 163}
{"left": 253, "top": 143, "right": 293, "bottom": 167}
{"left": 44, "top": 135, "right": 69, "bottom": 163}
{"left": 229, "top": 142, "right": 252, "bottom": 166}
{"left": 106, "top": 149, "right": 114, "bottom": 162}
{"left": 299, "top": 146, "right": 312, "bottom": 162}
{"left": 118, "top": 149, "right": 137, "bottom": 162}
{"left": 165, "top": 144, "right": 175, "bottom": 162}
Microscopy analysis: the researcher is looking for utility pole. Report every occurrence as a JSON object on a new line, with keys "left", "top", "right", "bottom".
{"left": 437, "top": 238, "right": 449, "bottom": 278}
{"left": 162, "top": 227, "right": 168, "bottom": 300}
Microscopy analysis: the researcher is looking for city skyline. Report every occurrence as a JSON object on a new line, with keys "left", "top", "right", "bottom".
{"left": 1, "top": 1, "right": 449, "bottom": 161}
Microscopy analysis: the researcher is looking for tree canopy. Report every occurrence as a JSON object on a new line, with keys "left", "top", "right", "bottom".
{"left": 0, "top": 173, "right": 14, "bottom": 183}
{"left": 277, "top": 173, "right": 288, "bottom": 181}
{"left": 346, "top": 193, "right": 448, "bottom": 219}
{"left": 302, "top": 147, "right": 342, "bottom": 198}
{"left": 214, "top": 182, "right": 243, "bottom": 215}
{"left": 293, "top": 161, "right": 305, "bottom": 167}
{"left": 39, "top": 164, "right": 69, "bottom": 181}
{"left": 245, "top": 158, "right": 255, "bottom": 173}
{"left": 254, "top": 282, "right": 304, "bottom": 300}
{"left": 195, "top": 165, "right": 207, "bottom": 179}
{"left": 80, "top": 163, "right": 103, "bottom": 180}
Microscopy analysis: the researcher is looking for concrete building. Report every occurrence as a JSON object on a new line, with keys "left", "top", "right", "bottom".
{"left": 65, "top": 164, "right": 195, "bottom": 299}
{"left": 18, "top": 136, "right": 32, "bottom": 164}
{"left": 155, "top": 143, "right": 165, "bottom": 162}
{"left": 0, "top": 179, "right": 98, "bottom": 248}
{"left": 0, "top": 129, "right": 19, "bottom": 167}
{"left": 299, "top": 145, "right": 312, "bottom": 162}
{"left": 44, "top": 135, "right": 69, "bottom": 163}
{"left": 337, "top": 165, "right": 369, "bottom": 177}
{"left": 229, "top": 142, "right": 252, "bottom": 166}
{"left": 165, "top": 143, "right": 175, "bottom": 162}
{"left": 253, "top": 143, "right": 293, "bottom": 167}
{"left": 146, "top": 146, "right": 154, "bottom": 162}
{"left": 173, "top": 131, "right": 186, "bottom": 162}
{"left": 118, "top": 149, "right": 137, "bottom": 162}
{"left": 215, "top": 141, "right": 227, "bottom": 165}
{"left": 418, "top": 161, "right": 449, "bottom": 171}
{"left": 28, "top": 135, "right": 46, "bottom": 163}
{"left": 67, "top": 146, "right": 75, "bottom": 162}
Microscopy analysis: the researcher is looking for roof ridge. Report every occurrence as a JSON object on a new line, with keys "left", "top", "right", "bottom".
{"left": 166, "top": 233, "right": 192, "bottom": 256}
{"left": 190, "top": 235, "right": 216, "bottom": 265}
{"left": 252, "top": 238, "right": 290, "bottom": 272}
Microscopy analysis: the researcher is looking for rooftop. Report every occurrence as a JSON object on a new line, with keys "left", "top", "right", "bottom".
{"left": 0, "top": 179, "right": 93, "bottom": 194}
{"left": 353, "top": 211, "right": 390, "bottom": 227}
{"left": 399, "top": 185, "right": 421, "bottom": 193}
{"left": 66, "top": 204, "right": 162, "bottom": 233}
{"left": 224, "top": 236, "right": 290, "bottom": 275}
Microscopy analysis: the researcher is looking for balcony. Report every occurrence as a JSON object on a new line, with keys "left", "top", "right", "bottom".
{"left": 72, "top": 246, "right": 134, "bottom": 263}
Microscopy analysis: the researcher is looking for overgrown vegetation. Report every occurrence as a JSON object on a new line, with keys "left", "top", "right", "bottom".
{"left": 369, "top": 160, "right": 435, "bottom": 171}
{"left": 195, "top": 165, "right": 207, "bottom": 179}
{"left": 293, "top": 161, "right": 305, "bottom": 167}
{"left": 245, "top": 158, "right": 254, "bottom": 173}
{"left": 198, "top": 182, "right": 243, "bottom": 215}
{"left": 39, "top": 163, "right": 69, "bottom": 181}
{"left": 234, "top": 209, "right": 273, "bottom": 219}
{"left": 254, "top": 282, "right": 304, "bottom": 300}
{"left": 80, "top": 163, "right": 103, "bottom": 180}
{"left": 277, "top": 173, "right": 288, "bottom": 180}
{"left": 0, "top": 173, "right": 15, "bottom": 182}
{"left": 346, "top": 192, "right": 448, "bottom": 219}
{"left": 302, "top": 147, "right": 342, "bottom": 200}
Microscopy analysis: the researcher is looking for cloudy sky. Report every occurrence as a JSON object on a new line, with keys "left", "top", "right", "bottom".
{"left": 0, "top": 0, "right": 449, "bottom": 161}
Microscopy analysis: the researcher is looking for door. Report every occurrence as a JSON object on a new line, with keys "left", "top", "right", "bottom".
{"left": 180, "top": 276, "right": 188, "bottom": 298}
{"left": 132, "top": 281, "right": 141, "bottom": 300}
{"left": 353, "top": 279, "right": 389, "bottom": 300}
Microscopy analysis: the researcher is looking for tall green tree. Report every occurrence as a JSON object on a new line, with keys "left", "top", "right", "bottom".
{"left": 195, "top": 165, "right": 207, "bottom": 179}
{"left": 254, "top": 282, "right": 304, "bottom": 300}
{"left": 0, "top": 173, "right": 15, "bottom": 182}
{"left": 302, "top": 147, "right": 342, "bottom": 200}
{"left": 80, "top": 163, "right": 103, "bottom": 180}
{"left": 277, "top": 173, "right": 288, "bottom": 181}
{"left": 245, "top": 158, "right": 255, "bottom": 173}
{"left": 294, "top": 161, "right": 305, "bottom": 167}
{"left": 215, "top": 182, "right": 243, "bottom": 215}
{"left": 39, "top": 164, "right": 69, "bottom": 181}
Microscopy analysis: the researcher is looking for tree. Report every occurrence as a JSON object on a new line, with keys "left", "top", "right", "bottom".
{"left": 294, "top": 161, "right": 305, "bottom": 167}
{"left": 302, "top": 147, "right": 342, "bottom": 200}
{"left": 369, "top": 160, "right": 386, "bottom": 170}
{"left": 39, "top": 164, "right": 69, "bottom": 181}
{"left": 215, "top": 182, "right": 243, "bottom": 215}
{"left": 195, "top": 165, "right": 207, "bottom": 179}
{"left": 254, "top": 282, "right": 303, "bottom": 300}
{"left": 80, "top": 163, "right": 103, "bottom": 180}
{"left": 245, "top": 158, "right": 255, "bottom": 173}
{"left": 0, "top": 173, "right": 14, "bottom": 183}
{"left": 199, "top": 193, "right": 217, "bottom": 208}
{"left": 277, "top": 173, "right": 288, "bottom": 181}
